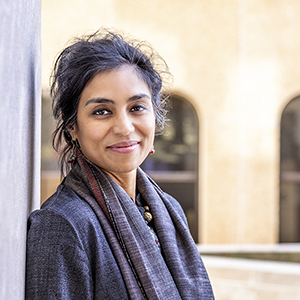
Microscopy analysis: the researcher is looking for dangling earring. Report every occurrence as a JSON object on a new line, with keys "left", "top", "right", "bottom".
{"left": 149, "top": 145, "right": 155, "bottom": 154}
{"left": 68, "top": 140, "right": 77, "bottom": 163}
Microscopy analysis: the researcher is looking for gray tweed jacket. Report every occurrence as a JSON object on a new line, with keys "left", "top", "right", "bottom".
{"left": 25, "top": 183, "right": 190, "bottom": 299}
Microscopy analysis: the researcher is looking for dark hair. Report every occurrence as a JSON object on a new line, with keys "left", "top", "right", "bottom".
{"left": 51, "top": 28, "right": 171, "bottom": 176}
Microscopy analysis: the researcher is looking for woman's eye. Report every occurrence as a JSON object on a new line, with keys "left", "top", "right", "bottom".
{"left": 93, "top": 109, "right": 111, "bottom": 116}
{"left": 130, "top": 105, "right": 146, "bottom": 112}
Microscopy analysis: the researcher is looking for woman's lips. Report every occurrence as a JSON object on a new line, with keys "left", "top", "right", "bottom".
{"left": 107, "top": 141, "right": 139, "bottom": 154}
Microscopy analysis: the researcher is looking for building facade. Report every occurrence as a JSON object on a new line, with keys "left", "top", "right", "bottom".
{"left": 41, "top": 0, "right": 300, "bottom": 244}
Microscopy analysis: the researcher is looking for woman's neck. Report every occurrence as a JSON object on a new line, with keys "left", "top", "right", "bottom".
{"left": 102, "top": 169, "right": 137, "bottom": 202}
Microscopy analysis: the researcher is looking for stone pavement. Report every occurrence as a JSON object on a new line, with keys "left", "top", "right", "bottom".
{"left": 199, "top": 244, "right": 300, "bottom": 300}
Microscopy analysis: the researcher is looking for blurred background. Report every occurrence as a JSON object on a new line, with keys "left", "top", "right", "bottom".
{"left": 40, "top": 1, "right": 300, "bottom": 298}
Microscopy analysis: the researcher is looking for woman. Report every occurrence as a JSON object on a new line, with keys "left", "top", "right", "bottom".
{"left": 26, "top": 29, "right": 214, "bottom": 300}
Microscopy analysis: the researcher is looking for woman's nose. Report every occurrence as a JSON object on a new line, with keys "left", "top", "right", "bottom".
{"left": 112, "top": 113, "right": 134, "bottom": 136}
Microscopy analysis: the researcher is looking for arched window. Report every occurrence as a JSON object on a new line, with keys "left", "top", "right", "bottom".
{"left": 141, "top": 95, "right": 199, "bottom": 242}
{"left": 280, "top": 96, "right": 300, "bottom": 242}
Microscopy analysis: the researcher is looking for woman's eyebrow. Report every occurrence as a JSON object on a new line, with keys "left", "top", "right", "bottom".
{"left": 127, "top": 93, "right": 151, "bottom": 102}
{"left": 85, "top": 93, "right": 151, "bottom": 106}
{"left": 85, "top": 98, "right": 114, "bottom": 106}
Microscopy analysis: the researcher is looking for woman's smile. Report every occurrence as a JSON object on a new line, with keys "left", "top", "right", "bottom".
{"left": 107, "top": 140, "right": 140, "bottom": 154}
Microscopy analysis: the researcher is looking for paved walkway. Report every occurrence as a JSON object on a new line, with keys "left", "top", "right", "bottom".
{"left": 198, "top": 245, "right": 300, "bottom": 300}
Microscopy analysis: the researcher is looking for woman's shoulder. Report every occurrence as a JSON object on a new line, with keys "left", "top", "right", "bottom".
{"left": 39, "top": 185, "right": 90, "bottom": 216}
{"left": 42, "top": 183, "right": 87, "bottom": 209}
{"left": 28, "top": 184, "right": 101, "bottom": 241}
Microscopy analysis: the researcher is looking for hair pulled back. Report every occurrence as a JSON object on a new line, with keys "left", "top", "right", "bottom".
{"left": 51, "top": 28, "right": 171, "bottom": 176}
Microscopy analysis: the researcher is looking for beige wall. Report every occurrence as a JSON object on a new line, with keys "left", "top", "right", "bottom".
{"left": 42, "top": 0, "right": 300, "bottom": 244}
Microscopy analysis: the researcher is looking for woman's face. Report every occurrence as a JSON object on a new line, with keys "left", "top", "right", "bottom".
{"left": 72, "top": 65, "right": 155, "bottom": 175}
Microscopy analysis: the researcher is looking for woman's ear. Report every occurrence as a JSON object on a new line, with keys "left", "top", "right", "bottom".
{"left": 67, "top": 124, "right": 77, "bottom": 140}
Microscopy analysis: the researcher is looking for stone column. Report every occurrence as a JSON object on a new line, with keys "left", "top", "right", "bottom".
{"left": 0, "top": 0, "right": 41, "bottom": 299}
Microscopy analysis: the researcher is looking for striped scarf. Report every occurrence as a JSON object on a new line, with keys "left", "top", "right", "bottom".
{"left": 64, "top": 148, "right": 214, "bottom": 300}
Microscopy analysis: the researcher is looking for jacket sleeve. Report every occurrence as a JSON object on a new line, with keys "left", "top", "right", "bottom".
{"left": 25, "top": 209, "right": 93, "bottom": 300}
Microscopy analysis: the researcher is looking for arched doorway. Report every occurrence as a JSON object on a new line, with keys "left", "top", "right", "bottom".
{"left": 280, "top": 96, "right": 300, "bottom": 242}
{"left": 141, "top": 94, "right": 199, "bottom": 242}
